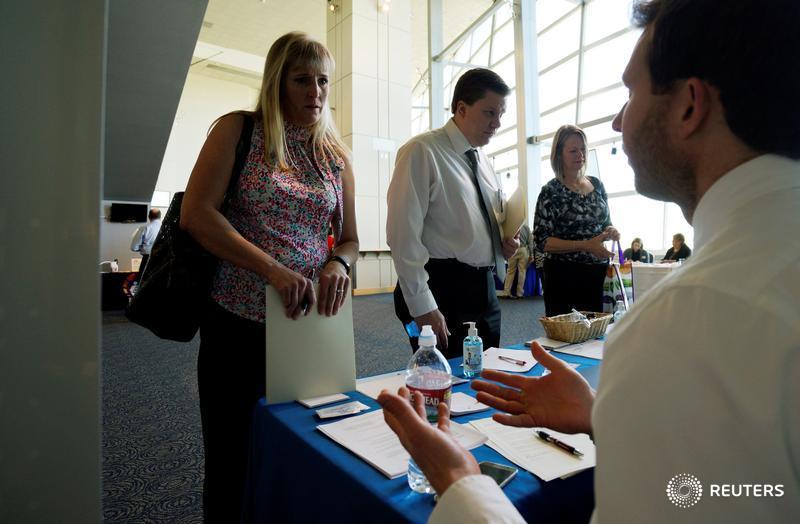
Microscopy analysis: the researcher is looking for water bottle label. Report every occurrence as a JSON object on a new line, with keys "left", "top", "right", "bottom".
{"left": 406, "top": 385, "right": 452, "bottom": 422}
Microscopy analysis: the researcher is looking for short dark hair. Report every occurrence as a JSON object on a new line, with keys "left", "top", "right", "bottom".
{"left": 633, "top": 0, "right": 800, "bottom": 159}
{"left": 450, "top": 68, "right": 510, "bottom": 114}
{"left": 149, "top": 208, "right": 161, "bottom": 220}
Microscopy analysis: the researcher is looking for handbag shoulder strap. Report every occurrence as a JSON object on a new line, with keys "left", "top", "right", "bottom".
{"left": 221, "top": 113, "right": 255, "bottom": 212}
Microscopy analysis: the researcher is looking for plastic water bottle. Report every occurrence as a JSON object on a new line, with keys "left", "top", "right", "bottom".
{"left": 462, "top": 321, "right": 483, "bottom": 378}
{"left": 613, "top": 300, "right": 626, "bottom": 322}
{"left": 405, "top": 325, "right": 452, "bottom": 494}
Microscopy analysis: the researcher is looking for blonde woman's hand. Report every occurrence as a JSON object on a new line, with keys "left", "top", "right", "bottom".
{"left": 268, "top": 265, "right": 316, "bottom": 319}
{"left": 318, "top": 260, "right": 350, "bottom": 316}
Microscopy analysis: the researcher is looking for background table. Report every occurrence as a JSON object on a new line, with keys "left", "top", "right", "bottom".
{"left": 243, "top": 347, "right": 600, "bottom": 523}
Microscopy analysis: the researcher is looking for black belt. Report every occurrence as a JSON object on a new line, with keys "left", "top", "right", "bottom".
{"left": 427, "top": 258, "right": 495, "bottom": 273}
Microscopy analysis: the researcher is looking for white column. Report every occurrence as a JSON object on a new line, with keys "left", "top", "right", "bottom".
{"left": 328, "top": 0, "right": 412, "bottom": 290}
{"left": 428, "top": 0, "right": 445, "bottom": 129}
{"left": 513, "top": 0, "right": 542, "bottom": 225}
{"left": 0, "top": 0, "right": 104, "bottom": 519}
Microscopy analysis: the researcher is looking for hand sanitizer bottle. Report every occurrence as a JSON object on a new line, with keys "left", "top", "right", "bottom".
{"left": 462, "top": 321, "right": 483, "bottom": 378}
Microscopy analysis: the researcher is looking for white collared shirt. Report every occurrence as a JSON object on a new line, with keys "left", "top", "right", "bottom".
{"left": 427, "top": 155, "right": 800, "bottom": 523}
{"left": 387, "top": 119, "right": 503, "bottom": 317}
{"left": 593, "top": 154, "right": 800, "bottom": 522}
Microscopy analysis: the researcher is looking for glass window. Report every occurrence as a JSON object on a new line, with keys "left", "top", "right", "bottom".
{"left": 470, "top": 16, "right": 493, "bottom": 54}
{"left": 664, "top": 203, "right": 694, "bottom": 251}
{"left": 537, "top": 9, "right": 581, "bottom": 72}
{"left": 538, "top": 57, "right": 579, "bottom": 112}
{"left": 581, "top": 31, "right": 640, "bottom": 93}
{"left": 494, "top": 1, "right": 513, "bottom": 27}
{"left": 583, "top": 0, "right": 635, "bottom": 46}
{"left": 490, "top": 148, "right": 518, "bottom": 173}
{"left": 540, "top": 103, "right": 576, "bottom": 136}
{"left": 593, "top": 143, "right": 634, "bottom": 194}
{"left": 471, "top": 41, "right": 491, "bottom": 67}
{"left": 492, "top": 54, "right": 516, "bottom": 89}
{"left": 491, "top": 21, "right": 515, "bottom": 64}
{"left": 607, "top": 194, "right": 665, "bottom": 253}
{"left": 486, "top": 126, "right": 518, "bottom": 156}
{"left": 581, "top": 119, "right": 619, "bottom": 145}
{"left": 579, "top": 85, "right": 627, "bottom": 123}
{"left": 536, "top": 0, "right": 578, "bottom": 33}
{"left": 497, "top": 167, "right": 519, "bottom": 196}
{"left": 540, "top": 158, "right": 555, "bottom": 187}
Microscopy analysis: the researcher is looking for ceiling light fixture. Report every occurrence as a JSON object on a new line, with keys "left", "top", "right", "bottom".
{"left": 378, "top": 0, "right": 391, "bottom": 13}
{"left": 328, "top": 0, "right": 338, "bottom": 12}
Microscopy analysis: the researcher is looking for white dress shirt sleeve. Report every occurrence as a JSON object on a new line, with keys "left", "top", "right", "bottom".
{"left": 386, "top": 140, "right": 438, "bottom": 317}
{"left": 429, "top": 474, "right": 526, "bottom": 524}
{"left": 130, "top": 226, "right": 144, "bottom": 252}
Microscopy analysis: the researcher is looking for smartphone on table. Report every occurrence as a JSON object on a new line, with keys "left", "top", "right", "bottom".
{"left": 479, "top": 461, "right": 518, "bottom": 488}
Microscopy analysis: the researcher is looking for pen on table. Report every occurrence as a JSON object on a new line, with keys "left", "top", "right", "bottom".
{"left": 536, "top": 430, "right": 584, "bottom": 457}
{"left": 498, "top": 355, "right": 526, "bottom": 366}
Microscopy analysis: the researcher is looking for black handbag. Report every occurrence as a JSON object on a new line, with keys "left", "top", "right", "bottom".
{"left": 126, "top": 114, "right": 255, "bottom": 341}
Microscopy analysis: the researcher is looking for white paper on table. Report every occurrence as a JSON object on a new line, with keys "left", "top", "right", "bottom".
{"left": 552, "top": 339, "right": 604, "bottom": 360}
{"left": 469, "top": 417, "right": 595, "bottom": 482}
{"left": 298, "top": 393, "right": 350, "bottom": 408}
{"left": 450, "top": 392, "right": 490, "bottom": 416}
{"left": 315, "top": 401, "right": 370, "bottom": 419}
{"left": 525, "top": 337, "right": 570, "bottom": 350}
{"left": 483, "top": 347, "right": 537, "bottom": 372}
{"left": 356, "top": 371, "right": 406, "bottom": 400}
{"left": 317, "top": 409, "right": 487, "bottom": 479}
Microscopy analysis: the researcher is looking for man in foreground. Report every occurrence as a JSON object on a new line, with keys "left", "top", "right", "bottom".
{"left": 379, "top": 0, "right": 800, "bottom": 521}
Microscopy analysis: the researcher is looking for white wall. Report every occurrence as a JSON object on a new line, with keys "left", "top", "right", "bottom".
{"left": 1, "top": 0, "right": 104, "bottom": 519}
{"left": 155, "top": 72, "right": 260, "bottom": 195}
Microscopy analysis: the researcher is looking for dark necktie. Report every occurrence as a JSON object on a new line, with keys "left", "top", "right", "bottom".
{"left": 465, "top": 149, "right": 505, "bottom": 281}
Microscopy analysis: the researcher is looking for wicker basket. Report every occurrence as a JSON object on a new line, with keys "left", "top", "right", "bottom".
{"left": 538, "top": 311, "right": 612, "bottom": 344}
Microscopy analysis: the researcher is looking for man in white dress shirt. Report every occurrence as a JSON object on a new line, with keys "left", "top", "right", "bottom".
{"left": 387, "top": 69, "right": 520, "bottom": 357}
{"left": 379, "top": 0, "right": 800, "bottom": 522}
{"left": 130, "top": 208, "right": 162, "bottom": 274}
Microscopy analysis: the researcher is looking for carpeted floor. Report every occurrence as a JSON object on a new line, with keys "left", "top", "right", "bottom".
{"left": 101, "top": 292, "right": 546, "bottom": 521}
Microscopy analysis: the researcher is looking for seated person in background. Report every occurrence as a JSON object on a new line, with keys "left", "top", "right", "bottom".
{"left": 661, "top": 232, "right": 691, "bottom": 261}
{"left": 380, "top": 0, "right": 800, "bottom": 521}
{"left": 623, "top": 237, "right": 649, "bottom": 262}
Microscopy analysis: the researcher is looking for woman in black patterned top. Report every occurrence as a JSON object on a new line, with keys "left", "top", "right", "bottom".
{"left": 534, "top": 125, "right": 620, "bottom": 316}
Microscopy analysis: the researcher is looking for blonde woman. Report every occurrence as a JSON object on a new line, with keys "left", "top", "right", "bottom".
{"left": 533, "top": 125, "right": 619, "bottom": 316}
{"left": 181, "top": 32, "right": 358, "bottom": 519}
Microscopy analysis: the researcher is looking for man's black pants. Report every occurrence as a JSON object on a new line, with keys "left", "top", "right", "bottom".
{"left": 394, "top": 258, "right": 501, "bottom": 359}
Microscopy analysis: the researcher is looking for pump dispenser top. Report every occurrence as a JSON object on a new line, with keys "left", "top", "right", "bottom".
{"left": 464, "top": 321, "right": 478, "bottom": 337}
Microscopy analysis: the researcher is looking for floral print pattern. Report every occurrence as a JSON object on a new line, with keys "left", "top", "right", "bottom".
{"left": 533, "top": 176, "right": 612, "bottom": 265}
{"left": 211, "top": 120, "right": 344, "bottom": 322}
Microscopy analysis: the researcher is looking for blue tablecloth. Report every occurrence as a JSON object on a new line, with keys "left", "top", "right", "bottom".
{"left": 243, "top": 348, "right": 598, "bottom": 523}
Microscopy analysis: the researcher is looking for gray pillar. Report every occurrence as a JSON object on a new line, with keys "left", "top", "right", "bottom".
{"left": 0, "top": 0, "right": 105, "bottom": 520}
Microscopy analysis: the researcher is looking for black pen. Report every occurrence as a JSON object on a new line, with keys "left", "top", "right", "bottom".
{"left": 536, "top": 430, "right": 584, "bottom": 457}
{"left": 498, "top": 355, "right": 526, "bottom": 366}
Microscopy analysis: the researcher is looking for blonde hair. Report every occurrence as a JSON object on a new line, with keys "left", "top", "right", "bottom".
{"left": 550, "top": 124, "right": 588, "bottom": 180}
{"left": 255, "top": 31, "right": 349, "bottom": 169}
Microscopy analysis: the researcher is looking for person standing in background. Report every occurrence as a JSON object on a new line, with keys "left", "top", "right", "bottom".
{"left": 387, "top": 68, "right": 520, "bottom": 357}
{"left": 502, "top": 223, "right": 533, "bottom": 298}
{"left": 130, "top": 208, "right": 162, "bottom": 273}
{"left": 533, "top": 125, "right": 620, "bottom": 316}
